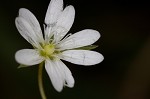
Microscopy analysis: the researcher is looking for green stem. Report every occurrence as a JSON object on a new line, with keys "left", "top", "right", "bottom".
{"left": 38, "top": 62, "right": 47, "bottom": 99}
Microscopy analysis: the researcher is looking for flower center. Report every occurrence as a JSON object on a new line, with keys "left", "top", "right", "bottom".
{"left": 44, "top": 44, "right": 55, "bottom": 55}
{"left": 40, "top": 44, "right": 55, "bottom": 58}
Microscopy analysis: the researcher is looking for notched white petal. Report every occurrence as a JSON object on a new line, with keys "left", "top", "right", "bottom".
{"left": 54, "top": 5, "right": 75, "bottom": 40}
{"left": 58, "top": 29, "right": 100, "bottom": 50}
{"left": 45, "top": 59, "right": 74, "bottom": 92}
{"left": 44, "top": 0, "right": 63, "bottom": 42}
{"left": 45, "top": 60, "right": 64, "bottom": 92}
{"left": 15, "top": 49, "right": 44, "bottom": 66}
{"left": 56, "top": 5, "right": 75, "bottom": 31}
{"left": 45, "top": 0, "right": 63, "bottom": 25}
{"left": 60, "top": 50, "right": 104, "bottom": 66}
{"left": 58, "top": 60, "right": 75, "bottom": 88}
{"left": 19, "top": 8, "right": 44, "bottom": 43}
{"left": 15, "top": 17, "right": 41, "bottom": 48}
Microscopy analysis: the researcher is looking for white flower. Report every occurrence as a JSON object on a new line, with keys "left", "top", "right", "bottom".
{"left": 15, "top": 0, "right": 104, "bottom": 92}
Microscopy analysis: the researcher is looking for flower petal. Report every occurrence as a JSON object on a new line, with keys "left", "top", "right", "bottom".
{"left": 58, "top": 60, "right": 75, "bottom": 88}
{"left": 15, "top": 17, "right": 41, "bottom": 48}
{"left": 58, "top": 29, "right": 100, "bottom": 50}
{"left": 45, "top": 59, "right": 64, "bottom": 92}
{"left": 53, "top": 5, "right": 75, "bottom": 41}
{"left": 15, "top": 49, "right": 44, "bottom": 66}
{"left": 19, "top": 8, "right": 44, "bottom": 43}
{"left": 44, "top": 0, "right": 63, "bottom": 42}
{"left": 60, "top": 50, "right": 104, "bottom": 66}
{"left": 45, "top": 0, "right": 63, "bottom": 25}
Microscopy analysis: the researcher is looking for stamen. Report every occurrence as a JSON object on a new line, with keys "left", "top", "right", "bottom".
{"left": 44, "top": 24, "right": 54, "bottom": 44}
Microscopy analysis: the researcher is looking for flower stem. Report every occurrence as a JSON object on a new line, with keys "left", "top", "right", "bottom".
{"left": 38, "top": 62, "right": 47, "bottom": 99}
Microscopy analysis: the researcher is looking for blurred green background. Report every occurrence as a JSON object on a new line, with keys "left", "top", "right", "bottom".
{"left": 0, "top": 0, "right": 150, "bottom": 99}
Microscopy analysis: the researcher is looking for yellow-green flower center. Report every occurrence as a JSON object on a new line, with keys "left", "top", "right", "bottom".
{"left": 44, "top": 44, "right": 55, "bottom": 55}
{"left": 40, "top": 44, "right": 55, "bottom": 58}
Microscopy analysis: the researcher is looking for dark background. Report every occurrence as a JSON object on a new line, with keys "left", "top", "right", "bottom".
{"left": 0, "top": 0, "right": 150, "bottom": 99}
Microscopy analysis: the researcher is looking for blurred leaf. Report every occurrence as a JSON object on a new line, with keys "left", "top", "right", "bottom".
{"left": 73, "top": 45, "right": 98, "bottom": 50}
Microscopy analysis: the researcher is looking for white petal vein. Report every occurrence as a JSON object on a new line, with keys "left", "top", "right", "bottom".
{"left": 60, "top": 50, "right": 104, "bottom": 65}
